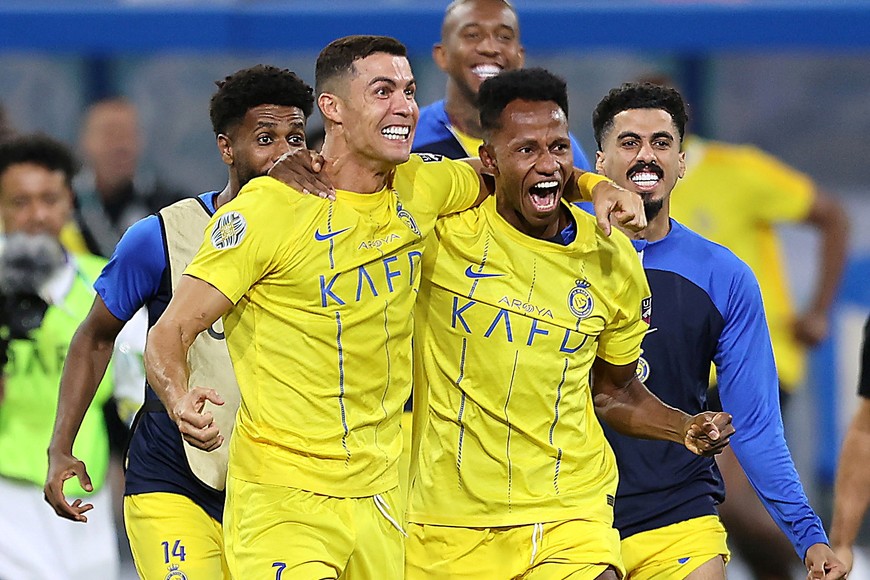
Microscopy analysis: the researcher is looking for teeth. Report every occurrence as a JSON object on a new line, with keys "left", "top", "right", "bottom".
{"left": 382, "top": 126, "right": 410, "bottom": 140}
{"left": 472, "top": 64, "right": 501, "bottom": 79}
{"left": 631, "top": 172, "right": 659, "bottom": 186}
{"left": 533, "top": 181, "right": 559, "bottom": 190}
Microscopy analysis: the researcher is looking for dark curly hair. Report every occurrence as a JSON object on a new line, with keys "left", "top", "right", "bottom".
{"left": 592, "top": 82, "right": 688, "bottom": 149}
{"left": 315, "top": 35, "right": 407, "bottom": 96}
{"left": 0, "top": 133, "right": 78, "bottom": 188}
{"left": 478, "top": 68, "right": 569, "bottom": 138}
{"left": 209, "top": 65, "right": 314, "bottom": 136}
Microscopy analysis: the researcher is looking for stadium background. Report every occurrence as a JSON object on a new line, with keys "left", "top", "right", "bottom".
{"left": 1, "top": 0, "right": 869, "bottom": 572}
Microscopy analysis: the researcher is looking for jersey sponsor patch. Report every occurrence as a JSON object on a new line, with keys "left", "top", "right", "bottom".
{"left": 210, "top": 211, "right": 247, "bottom": 250}
{"left": 416, "top": 152, "right": 443, "bottom": 163}
{"left": 641, "top": 295, "right": 652, "bottom": 324}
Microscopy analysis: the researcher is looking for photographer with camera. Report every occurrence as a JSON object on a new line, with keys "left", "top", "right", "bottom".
{"left": 0, "top": 134, "right": 120, "bottom": 579}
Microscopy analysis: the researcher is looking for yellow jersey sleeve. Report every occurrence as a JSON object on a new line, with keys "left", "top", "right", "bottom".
{"left": 596, "top": 236, "right": 650, "bottom": 366}
{"left": 395, "top": 154, "right": 481, "bottom": 217}
{"left": 184, "top": 176, "right": 298, "bottom": 303}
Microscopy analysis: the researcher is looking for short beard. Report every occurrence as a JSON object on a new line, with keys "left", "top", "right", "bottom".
{"left": 644, "top": 198, "right": 664, "bottom": 221}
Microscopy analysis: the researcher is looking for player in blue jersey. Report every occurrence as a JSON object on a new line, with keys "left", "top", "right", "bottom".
{"left": 43, "top": 65, "right": 324, "bottom": 580}
{"left": 591, "top": 82, "right": 846, "bottom": 580}
{"left": 412, "top": 0, "right": 590, "bottom": 169}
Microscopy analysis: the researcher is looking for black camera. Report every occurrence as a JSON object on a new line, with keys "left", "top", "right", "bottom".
{"left": 0, "top": 233, "right": 66, "bottom": 367}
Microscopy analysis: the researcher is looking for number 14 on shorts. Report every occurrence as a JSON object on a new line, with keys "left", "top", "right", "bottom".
{"left": 162, "top": 539, "right": 187, "bottom": 563}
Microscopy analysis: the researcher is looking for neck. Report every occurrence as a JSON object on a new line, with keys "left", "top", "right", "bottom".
{"left": 320, "top": 135, "right": 394, "bottom": 194}
{"left": 444, "top": 81, "right": 483, "bottom": 137}
{"left": 214, "top": 181, "right": 235, "bottom": 210}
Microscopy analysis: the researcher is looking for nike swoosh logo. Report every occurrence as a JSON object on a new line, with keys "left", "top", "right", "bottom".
{"left": 314, "top": 227, "right": 352, "bottom": 241}
{"left": 464, "top": 266, "right": 504, "bottom": 279}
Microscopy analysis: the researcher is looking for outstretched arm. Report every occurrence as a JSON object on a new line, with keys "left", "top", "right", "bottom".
{"left": 44, "top": 296, "right": 125, "bottom": 522}
{"left": 267, "top": 151, "right": 645, "bottom": 235}
{"left": 591, "top": 357, "right": 732, "bottom": 456}
{"left": 144, "top": 275, "right": 233, "bottom": 452}
{"left": 462, "top": 158, "right": 646, "bottom": 235}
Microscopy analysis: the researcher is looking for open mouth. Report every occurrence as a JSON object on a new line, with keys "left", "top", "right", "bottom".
{"left": 471, "top": 64, "right": 502, "bottom": 81}
{"left": 629, "top": 170, "right": 661, "bottom": 191}
{"left": 528, "top": 180, "right": 560, "bottom": 212}
{"left": 382, "top": 125, "right": 411, "bottom": 141}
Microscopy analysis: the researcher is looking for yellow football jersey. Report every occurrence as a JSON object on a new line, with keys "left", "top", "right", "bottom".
{"left": 407, "top": 198, "right": 651, "bottom": 527}
{"left": 184, "top": 154, "right": 480, "bottom": 498}
{"left": 671, "top": 137, "right": 815, "bottom": 388}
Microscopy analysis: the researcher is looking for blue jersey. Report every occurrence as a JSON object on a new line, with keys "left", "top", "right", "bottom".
{"left": 94, "top": 192, "right": 225, "bottom": 522}
{"left": 601, "top": 217, "right": 827, "bottom": 558}
{"left": 413, "top": 99, "right": 591, "bottom": 170}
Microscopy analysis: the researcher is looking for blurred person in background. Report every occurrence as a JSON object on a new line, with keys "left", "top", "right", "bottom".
{"left": 642, "top": 72, "right": 849, "bottom": 579}
{"left": 43, "top": 65, "right": 319, "bottom": 580}
{"left": 0, "top": 133, "right": 119, "bottom": 579}
{"left": 830, "top": 315, "right": 870, "bottom": 573}
{"left": 64, "top": 97, "right": 183, "bottom": 258}
{"left": 412, "top": 0, "right": 591, "bottom": 169}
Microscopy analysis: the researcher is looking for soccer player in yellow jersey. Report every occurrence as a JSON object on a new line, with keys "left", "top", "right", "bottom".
{"left": 404, "top": 68, "right": 734, "bottom": 580}
{"left": 144, "top": 36, "right": 644, "bottom": 579}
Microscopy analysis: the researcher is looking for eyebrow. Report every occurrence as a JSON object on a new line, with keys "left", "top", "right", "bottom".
{"left": 254, "top": 118, "right": 306, "bottom": 129}
{"left": 458, "top": 22, "right": 516, "bottom": 33}
{"left": 369, "top": 77, "right": 416, "bottom": 88}
{"left": 617, "top": 130, "right": 675, "bottom": 141}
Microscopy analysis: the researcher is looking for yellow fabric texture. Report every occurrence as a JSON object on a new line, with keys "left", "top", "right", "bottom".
{"left": 124, "top": 492, "right": 228, "bottom": 580}
{"left": 620, "top": 515, "right": 730, "bottom": 580}
{"left": 408, "top": 198, "right": 650, "bottom": 528}
{"left": 224, "top": 478, "right": 405, "bottom": 580}
{"left": 405, "top": 518, "right": 623, "bottom": 580}
{"left": 184, "top": 156, "right": 480, "bottom": 498}
{"left": 670, "top": 137, "right": 815, "bottom": 389}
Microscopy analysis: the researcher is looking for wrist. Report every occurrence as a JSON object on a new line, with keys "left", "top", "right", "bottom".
{"left": 47, "top": 442, "right": 73, "bottom": 456}
{"left": 577, "top": 171, "right": 611, "bottom": 202}
{"left": 161, "top": 386, "right": 188, "bottom": 423}
{"left": 676, "top": 412, "right": 696, "bottom": 444}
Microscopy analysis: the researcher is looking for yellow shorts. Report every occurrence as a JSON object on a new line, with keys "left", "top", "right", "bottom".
{"left": 124, "top": 492, "right": 229, "bottom": 580}
{"left": 405, "top": 519, "right": 624, "bottom": 580}
{"left": 621, "top": 515, "right": 729, "bottom": 580}
{"left": 224, "top": 476, "right": 405, "bottom": 580}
